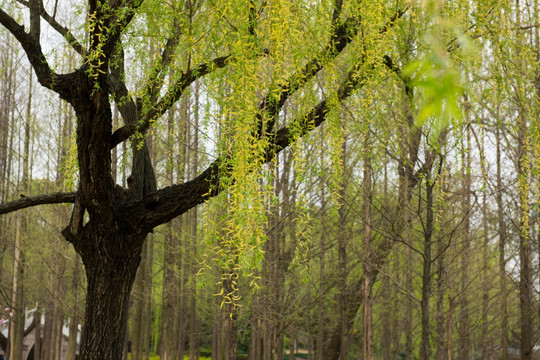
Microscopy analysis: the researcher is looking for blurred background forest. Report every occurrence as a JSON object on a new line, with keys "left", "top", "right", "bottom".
{"left": 0, "top": 0, "right": 539, "bottom": 359}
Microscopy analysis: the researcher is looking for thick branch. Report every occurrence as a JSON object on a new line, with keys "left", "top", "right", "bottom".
{"left": 257, "top": 6, "right": 408, "bottom": 136}
{"left": 332, "top": 0, "right": 344, "bottom": 24}
{"left": 110, "top": 54, "right": 230, "bottom": 147}
{"left": 111, "top": 7, "right": 407, "bottom": 149}
{"left": 0, "top": 192, "right": 76, "bottom": 215}
{"left": 108, "top": 41, "right": 138, "bottom": 125}
{"left": 271, "top": 61, "right": 364, "bottom": 153}
{"left": 16, "top": 0, "right": 85, "bottom": 54}
{"left": 256, "top": 16, "right": 359, "bottom": 136}
{"left": 143, "top": 34, "right": 182, "bottom": 105}
{"left": 101, "top": 0, "right": 145, "bottom": 57}
{"left": 128, "top": 56, "right": 367, "bottom": 233}
{"left": 0, "top": 8, "right": 75, "bottom": 99}
{"left": 29, "top": 0, "right": 40, "bottom": 39}
{"left": 40, "top": 5, "right": 85, "bottom": 55}
{"left": 124, "top": 161, "right": 221, "bottom": 233}
{"left": 383, "top": 55, "right": 414, "bottom": 99}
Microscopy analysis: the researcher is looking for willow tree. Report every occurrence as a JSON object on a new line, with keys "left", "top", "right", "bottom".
{"left": 0, "top": 0, "right": 409, "bottom": 358}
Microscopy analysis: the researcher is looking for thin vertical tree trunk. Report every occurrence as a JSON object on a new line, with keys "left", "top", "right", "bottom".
{"left": 446, "top": 285, "right": 455, "bottom": 360}
{"left": 248, "top": 297, "right": 261, "bottom": 360}
{"left": 534, "top": 0, "right": 540, "bottom": 355}
{"left": 289, "top": 331, "right": 296, "bottom": 360}
{"left": 9, "top": 211, "right": 24, "bottom": 360}
{"left": 145, "top": 141, "right": 156, "bottom": 360}
{"left": 40, "top": 304, "right": 51, "bottom": 359}
{"left": 177, "top": 92, "right": 189, "bottom": 360}
{"left": 48, "top": 279, "right": 60, "bottom": 360}
{"left": 435, "top": 163, "right": 449, "bottom": 360}
{"left": 67, "top": 256, "right": 81, "bottom": 360}
{"left": 132, "top": 241, "right": 147, "bottom": 360}
{"left": 380, "top": 162, "right": 392, "bottom": 360}
{"left": 263, "top": 165, "right": 275, "bottom": 360}
{"left": 189, "top": 81, "right": 200, "bottom": 360}
{"left": 517, "top": 95, "right": 532, "bottom": 360}
{"left": 307, "top": 316, "right": 313, "bottom": 360}
{"left": 392, "top": 239, "right": 400, "bottom": 360}
{"left": 496, "top": 121, "right": 508, "bottom": 360}
{"left": 362, "top": 128, "right": 373, "bottom": 360}
{"left": 53, "top": 245, "right": 67, "bottom": 360}
{"left": 9, "top": 67, "right": 32, "bottom": 360}
{"left": 34, "top": 308, "right": 42, "bottom": 360}
{"left": 338, "top": 140, "right": 349, "bottom": 360}
{"left": 436, "top": 232, "right": 447, "bottom": 360}
{"left": 211, "top": 286, "right": 220, "bottom": 360}
{"left": 0, "top": 34, "right": 16, "bottom": 287}
{"left": 480, "top": 128, "right": 491, "bottom": 360}
{"left": 419, "top": 153, "right": 436, "bottom": 360}
{"left": 160, "top": 106, "right": 177, "bottom": 360}
{"left": 458, "top": 124, "right": 471, "bottom": 360}
{"left": 381, "top": 265, "right": 391, "bottom": 360}
{"left": 316, "top": 172, "right": 326, "bottom": 360}
{"left": 404, "top": 239, "right": 413, "bottom": 360}
{"left": 144, "top": 233, "right": 154, "bottom": 360}
{"left": 514, "top": 2, "right": 532, "bottom": 358}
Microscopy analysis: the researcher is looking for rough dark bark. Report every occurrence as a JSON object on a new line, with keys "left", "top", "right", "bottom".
{"left": 75, "top": 229, "right": 145, "bottom": 360}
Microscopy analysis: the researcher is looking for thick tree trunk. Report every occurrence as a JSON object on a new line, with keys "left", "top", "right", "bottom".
{"left": 74, "top": 229, "right": 144, "bottom": 360}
